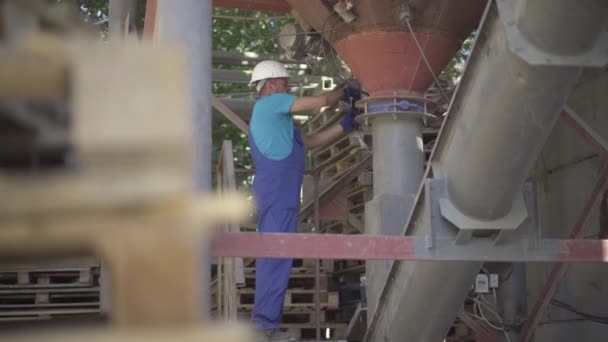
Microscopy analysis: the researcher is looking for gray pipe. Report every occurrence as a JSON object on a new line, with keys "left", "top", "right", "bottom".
{"left": 442, "top": 0, "right": 602, "bottom": 220}
{"left": 156, "top": 0, "right": 212, "bottom": 193}
{"left": 365, "top": 1, "right": 607, "bottom": 341}
{"left": 156, "top": 0, "right": 213, "bottom": 318}
{"left": 366, "top": 115, "right": 424, "bottom": 317}
{"left": 108, "top": 0, "right": 136, "bottom": 40}
{"left": 372, "top": 117, "right": 424, "bottom": 199}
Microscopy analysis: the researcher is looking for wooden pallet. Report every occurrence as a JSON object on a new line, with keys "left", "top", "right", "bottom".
{"left": 320, "top": 151, "right": 370, "bottom": 184}
{"left": 312, "top": 134, "right": 370, "bottom": 170}
{"left": 0, "top": 287, "right": 99, "bottom": 306}
{"left": 0, "top": 267, "right": 98, "bottom": 289}
{"left": 237, "top": 288, "right": 339, "bottom": 310}
{"left": 283, "top": 323, "right": 348, "bottom": 341}
{"left": 0, "top": 307, "right": 100, "bottom": 322}
{"left": 239, "top": 308, "right": 330, "bottom": 324}
{"left": 355, "top": 171, "right": 372, "bottom": 187}
{"left": 305, "top": 107, "right": 343, "bottom": 135}
{"left": 243, "top": 271, "right": 328, "bottom": 290}
{"left": 299, "top": 259, "right": 335, "bottom": 272}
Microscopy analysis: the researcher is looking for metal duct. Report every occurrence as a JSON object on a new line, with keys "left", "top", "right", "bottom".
{"left": 365, "top": 0, "right": 608, "bottom": 341}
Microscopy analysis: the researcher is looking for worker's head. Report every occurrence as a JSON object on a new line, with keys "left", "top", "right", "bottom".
{"left": 250, "top": 60, "right": 290, "bottom": 96}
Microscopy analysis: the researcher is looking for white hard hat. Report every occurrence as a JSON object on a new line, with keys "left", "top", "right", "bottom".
{"left": 250, "top": 60, "right": 290, "bottom": 84}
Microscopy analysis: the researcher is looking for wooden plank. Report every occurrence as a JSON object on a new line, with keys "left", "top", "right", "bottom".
{"left": 0, "top": 287, "right": 99, "bottom": 295}
{"left": 212, "top": 96, "right": 249, "bottom": 134}
{"left": 2, "top": 325, "right": 254, "bottom": 341}
{"left": 0, "top": 41, "right": 195, "bottom": 218}
{"left": 73, "top": 42, "right": 190, "bottom": 155}
{"left": 0, "top": 308, "right": 100, "bottom": 318}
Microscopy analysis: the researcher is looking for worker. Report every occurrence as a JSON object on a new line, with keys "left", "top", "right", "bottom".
{"left": 248, "top": 60, "right": 361, "bottom": 341}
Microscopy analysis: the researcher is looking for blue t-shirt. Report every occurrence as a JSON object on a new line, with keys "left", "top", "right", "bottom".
{"left": 250, "top": 93, "right": 297, "bottom": 160}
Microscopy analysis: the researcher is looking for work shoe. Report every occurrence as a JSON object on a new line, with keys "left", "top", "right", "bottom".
{"left": 256, "top": 329, "right": 298, "bottom": 342}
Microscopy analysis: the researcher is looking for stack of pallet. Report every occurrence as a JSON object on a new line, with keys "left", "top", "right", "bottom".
{"left": 236, "top": 260, "right": 347, "bottom": 340}
{"left": 0, "top": 261, "right": 100, "bottom": 322}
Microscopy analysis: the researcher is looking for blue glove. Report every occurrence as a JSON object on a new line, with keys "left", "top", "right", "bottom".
{"left": 342, "top": 86, "right": 362, "bottom": 103}
{"left": 339, "top": 107, "right": 358, "bottom": 133}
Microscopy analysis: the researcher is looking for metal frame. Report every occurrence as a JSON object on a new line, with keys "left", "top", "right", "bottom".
{"left": 518, "top": 106, "right": 608, "bottom": 342}
{"left": 212, "top": 232, "right": 608, "bottom": 263}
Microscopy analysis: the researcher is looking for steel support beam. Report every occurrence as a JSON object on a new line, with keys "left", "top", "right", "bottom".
{"left": 155, "top": 0, "right": 213, "bottom": 316}
{"left": 211, "top": 96, "right": 248, "bottom": 134}
{"left": 560, "top": 105, "right": 608, "bottom": 157}
{"left": 210, "top": 232, "right": 608, "bottom": 263}
{"left": 365, "top": 1, "right": 608, "bottom": 341}
{"left": 212, "top": 69, "right": 325, "bottom": 87}
{"left": 156, "top": 0, "right": 213, "bottom": 192}
{"left": 211, "top": 51, "right": 300, "bottom": 67}
{"left": 212, "top": 0, "right": 290, "bottom": 13}
{"left": 518, "top": 110, "right": 608, "bottom": 341}
{"left": 109, "top": 0, "right": 136, "bottom": 40}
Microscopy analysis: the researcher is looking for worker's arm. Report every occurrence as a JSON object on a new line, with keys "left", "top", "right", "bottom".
{"left": 303, "top": 124, "right": 345, "bottom": 150}
{"left": 290, "top": 86, "right": 344, "bottom": 113}
{"left": 302, "top": 108, "right": 358, "bottom": 149}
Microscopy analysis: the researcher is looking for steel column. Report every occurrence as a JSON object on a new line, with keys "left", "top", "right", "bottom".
{"left": 156, "top": 0, "right": 212, "bottom": 192}
{"left": 516, "top": 103, "right": 608, "bottom": 341}
{"left": 372, "top": 117, "right": 424, "bottom": 199}
{"left": 366, "top": 114, "right": 424, "bottom": 318}
{"left": 560, "top": 106, "right": 608, "bottom": 157}
{"left": 155, "top": 0, "right": 213, "bottom": 316}
{"left": 109, "top": 0, "right": 136, "bottom": 40}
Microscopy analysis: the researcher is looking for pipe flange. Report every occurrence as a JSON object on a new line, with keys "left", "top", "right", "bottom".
{"left": 355, "top": 95, "right": 438, "bottom": 112}
{"left": 356, "top": 110, "right": 438, "bottom": 127}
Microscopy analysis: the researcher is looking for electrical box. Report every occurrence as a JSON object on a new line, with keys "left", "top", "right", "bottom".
{"left": 490, "top": 273, "right": 499, "bottom": 288}
{"left": 474, "top": 274, "right": 489, "bottom": 293}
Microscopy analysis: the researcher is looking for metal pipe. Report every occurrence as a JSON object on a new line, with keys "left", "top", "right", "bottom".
{"left": 156, "top": 0, "right": 213, "bottom": 318}
{"left": 366, "top": 115, "right": 424, "bottom": 317}
{"left": 442, "top": 0, "right": 605, "bottom": 220}
{"left": 108, "top": 0, "right": 136, "bottom": 40}
{"left": 156, "top": 0, "right": 212, "bottom": 192}
{"left": 498, "top": 263, "right": 527, "bottom": 341}
{"left": 313, "top": 170, "right": 321, "bottom": 341}
{"left": 365, "top": 1, "right": 608, "bottom": 341}
{"left": 372, "top": 117, "right": 424, "bottom": 198}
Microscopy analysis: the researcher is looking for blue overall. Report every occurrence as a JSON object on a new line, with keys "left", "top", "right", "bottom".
{"left": 249, "top": 125, "right": 305, "bottom": 330}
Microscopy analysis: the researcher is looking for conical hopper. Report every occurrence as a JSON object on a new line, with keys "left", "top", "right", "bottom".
{"left": 287, "top": 0, "right": 487, "bottom": 95}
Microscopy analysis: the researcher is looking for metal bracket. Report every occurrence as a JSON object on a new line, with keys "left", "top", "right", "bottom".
{"left": 496, "top": 0, "right": 608, "bottom": 67}
{"left": 428, "top": 178, "right": 532, "bottom": 245}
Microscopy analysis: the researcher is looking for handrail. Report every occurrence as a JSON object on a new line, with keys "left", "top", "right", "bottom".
{"left": 214, "top": 140, "right": 245, "bottom": 321}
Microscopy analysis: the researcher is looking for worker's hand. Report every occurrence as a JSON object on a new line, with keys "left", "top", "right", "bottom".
{"left": 341, "top": 79, "right": 362, "bottom": 103}
{"left": 339, "top": 107, "right": 358, "bottom": 133}
{"left": 344, "top": 79, "right": 362, "bottom": 92}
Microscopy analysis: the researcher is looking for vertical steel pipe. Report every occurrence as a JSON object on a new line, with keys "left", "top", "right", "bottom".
{"left": 372, "top": 117, "right": 424, "bottom": 199}
{"left": 366, "top": 114, "right": 425, "bottom": 318}
{"left": 156, "top": 0, "right": 212, "bottom": 193}
{"left": 156, "top": 0, "right": 213, "bottom": 317}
